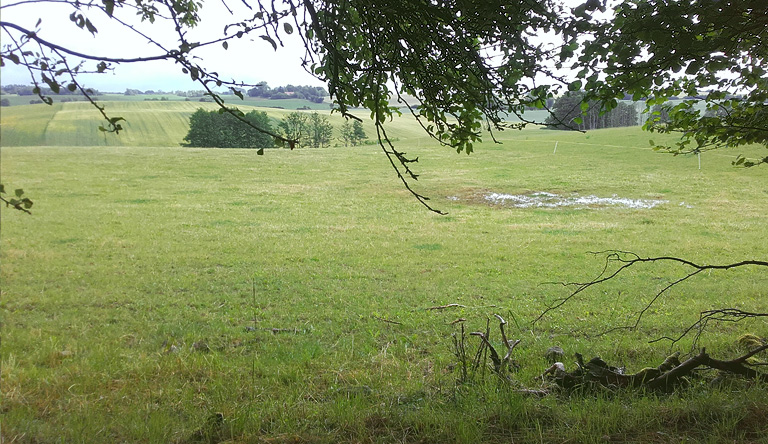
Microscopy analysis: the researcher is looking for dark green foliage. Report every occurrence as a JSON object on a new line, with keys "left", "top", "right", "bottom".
{"left": 2, "top": 0, "right": 765, "bottom": 174}
{"left": 574, "top": 0, "right": 767, "bottom": 164}
{"left": 545, "top": 91, "right": 638, "bottom": 131}
{"left": 183, "top": 108, "right": 275, "bottom": 148}
{"left": 307, "top": 0, "right": 564, "bottom": 155}
{"left": 647, "top": 104, "right": 672, "bottom": 126}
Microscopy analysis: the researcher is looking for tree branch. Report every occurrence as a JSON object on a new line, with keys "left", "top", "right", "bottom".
{"left": 536, "top": 251, "right": 768, "bottom": 344}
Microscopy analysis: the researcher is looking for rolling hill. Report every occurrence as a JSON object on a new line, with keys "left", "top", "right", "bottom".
{"left": 0, "top": 101, "right": 387, "bottom": 148}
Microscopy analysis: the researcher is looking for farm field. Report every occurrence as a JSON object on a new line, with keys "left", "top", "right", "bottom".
{"left": 0, "top": 101, "right": 356, "bottom": 148}
{"left": 2, "top": 102, "right": 768, "bottom": 443}
{"left": 0, "top": 93, "right": 333, "bottom": 109}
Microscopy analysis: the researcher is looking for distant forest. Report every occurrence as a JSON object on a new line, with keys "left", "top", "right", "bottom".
{"left": 1, "top": 84, "right": 103, "bottom": 96}
{"left": 246, "top": 83, "right": 327, "bottom": 102}
{"left": 0, "top": 83, "right": 328, "bottom": 103}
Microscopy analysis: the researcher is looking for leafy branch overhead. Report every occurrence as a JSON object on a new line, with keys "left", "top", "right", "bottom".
{"left": 0, "top": 184, "right": 33, "bottom": 214}
{"left": 1, "top": 0, "right": 766, "bottom": 210}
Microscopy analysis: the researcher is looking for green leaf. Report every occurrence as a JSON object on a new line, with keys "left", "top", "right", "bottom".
{"left": 260, "top": 35, "right": 277, "bottom": 51}
{"left": 257, "top": 148, "right": 264, "bottom": 155}
{"left": 85, "top": 18, "right": 98, "bottom": 35}
{"left": 15, "top": 188, "right": 24, "bottom": 197}
{"left": 649, "top": 139, "right": 655, "bottom": 146}
{"left": 103, "top": 0, "right": 115, "bottom": 17}
{"left": 568, "top": 80, "right": 582, "bottom": 91}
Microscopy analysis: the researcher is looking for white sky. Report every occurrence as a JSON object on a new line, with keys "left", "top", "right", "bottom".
{"left": 0, "top": 0, "right": 325, "bottom": 92}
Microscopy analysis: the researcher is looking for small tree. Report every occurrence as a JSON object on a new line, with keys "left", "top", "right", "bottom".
{"left": 278, "top": 112, "right": 308, "bottom": 147}
{"left": 341, "top": 120, "right": 367, "bottom": 146}
{"left": 307, "top": 113, "right": 333, "bottom": 148}
{"left": 351, "top": 121, "right": 367, "bottom": 145}
{"left": 341, "top": 121, "right": 352, "bottom": 146}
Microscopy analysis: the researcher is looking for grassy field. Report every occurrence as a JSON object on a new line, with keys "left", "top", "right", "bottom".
{"left": 1, "top": 93, "right": 332, "bottom": 109}
{"left": 2, "top": 102, "right": 768, "bottom": 443}
{"left": 0, "top": 101, "right": 370, "bottom": 148}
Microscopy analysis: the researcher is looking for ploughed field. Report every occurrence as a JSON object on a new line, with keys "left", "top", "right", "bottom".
{"left": 2, "top": 101, "right": 767, "bottom": 443}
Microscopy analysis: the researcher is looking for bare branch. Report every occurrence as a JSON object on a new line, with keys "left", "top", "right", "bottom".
{"left": 537, "top": 251, "right": 768, "bottom": 344}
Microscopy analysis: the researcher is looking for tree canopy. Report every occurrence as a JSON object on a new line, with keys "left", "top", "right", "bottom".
{"left": 1, "top": 0, "right": 765, "bottom": 208}
{"left": 183, "top": 108, "right": 275, "bottom": 149}
{"left": 277, "top": 111, "right": 334, "bottom": 148}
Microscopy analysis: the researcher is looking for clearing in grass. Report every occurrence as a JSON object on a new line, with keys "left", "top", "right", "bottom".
{"left": 2, "top": 105, "right": 768, "bottom": 442}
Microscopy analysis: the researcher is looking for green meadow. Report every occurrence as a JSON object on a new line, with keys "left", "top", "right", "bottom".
{"left": 2, "top": 101, "right": 768, "bottom": 443}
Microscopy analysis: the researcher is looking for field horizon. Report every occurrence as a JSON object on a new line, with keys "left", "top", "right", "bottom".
{"left": 2, "top": 101, "right": 768, "bottom": 443}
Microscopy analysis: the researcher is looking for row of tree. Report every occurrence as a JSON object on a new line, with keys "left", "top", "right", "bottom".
{"left": 183, "top": 110, "right": 367, "bottom": 149}
{"left": 247, "top": 84, "right": 327, "bottom": 103}
{"left": 1, "top": 84, "right": 102, "bottom": 96}
{"left": 545, "top": 92, "right": 639, "bottom": 131}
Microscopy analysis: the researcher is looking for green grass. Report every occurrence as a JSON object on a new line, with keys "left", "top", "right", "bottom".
{"left": 0, "top": 101, "right": 373, "bottom": 148}
{"left": 2, "top": 104, "right": 768, "bottom": 443}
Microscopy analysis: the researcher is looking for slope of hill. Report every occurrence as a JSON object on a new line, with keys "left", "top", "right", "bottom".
{"left": 0, "top": 101, "right": 380, "bottom": 147}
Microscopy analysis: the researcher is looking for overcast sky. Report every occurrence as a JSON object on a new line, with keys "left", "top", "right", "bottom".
{"left": 0, "top": 0, "right": 325, "bottom": 92}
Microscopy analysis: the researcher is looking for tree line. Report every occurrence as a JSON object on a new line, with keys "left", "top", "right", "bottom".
{"left": 1, "top": 84, "right": 102, "bottom": 96}
{"left": 545, "top": 92, "right": 639, "bottom": 131}
{"left": 183, "top": 110, "right": 366, "bottom": 149}
{"left": 246, "top": 84, "right": 327, "bottom": 103}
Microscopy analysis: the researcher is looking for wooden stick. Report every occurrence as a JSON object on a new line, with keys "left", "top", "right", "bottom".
{"left": 372, "top": 315, "right": 402, "bottom": 325}
{"left": 425, "top": 303, "right": 466, "bottom": 311}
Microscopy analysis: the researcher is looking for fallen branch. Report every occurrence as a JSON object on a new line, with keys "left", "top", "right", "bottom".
{"left": 547, "top": 345, "right": 768, "bottom": 393}
{"left": 536, "top": 250, "right": 768, "bottom": 345}
{"left": 269, "top": 328, "right": 304, "bottom": 334}
{"left": 652, "top": 309, "right": 768, "bottom": 347}
{"left": 465, "top": 314, "right": 522, "bottom": 379}
{"left": 371, "top": 315, "right": 402, "bottom": 325}
{"left": 426, "top": 303, "right": 465, "bottom": 311}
